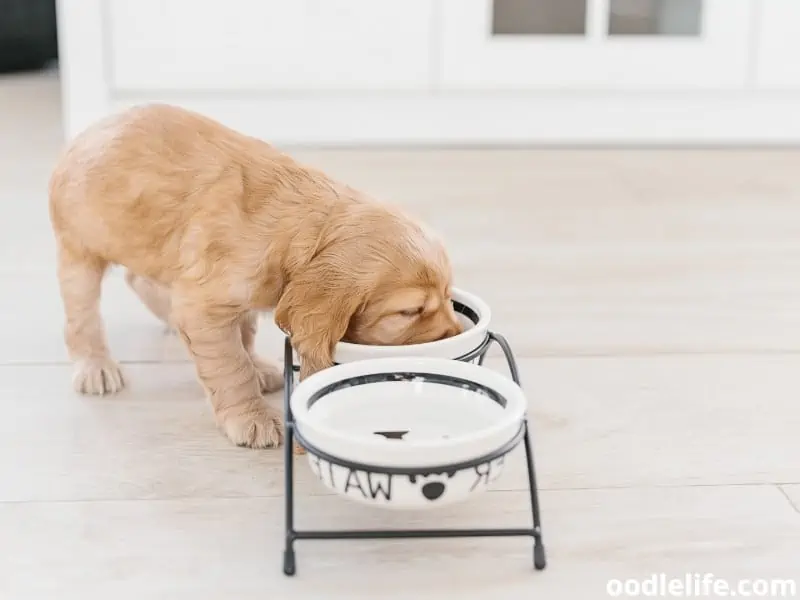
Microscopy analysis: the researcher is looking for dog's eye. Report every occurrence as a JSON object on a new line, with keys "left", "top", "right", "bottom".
{"left": 399, "top": 307, "right": 424, "bottom": 317}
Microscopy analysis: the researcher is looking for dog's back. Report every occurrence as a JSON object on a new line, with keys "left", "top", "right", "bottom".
{"left": 48, "top": 104, "right": 318, "bottom": 285}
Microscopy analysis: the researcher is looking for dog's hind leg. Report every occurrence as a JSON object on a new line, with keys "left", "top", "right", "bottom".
{"left": 57, "top": 243, "right": 125, "bottom": 395}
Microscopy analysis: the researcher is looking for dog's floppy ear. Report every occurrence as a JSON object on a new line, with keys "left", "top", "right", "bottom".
{"left": 274, "top": 253, "right": 366, "bottom": 379}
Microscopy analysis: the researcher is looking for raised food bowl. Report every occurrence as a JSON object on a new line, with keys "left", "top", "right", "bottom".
{"left": 290, "top": 356, "right": 527, "bottom": 509}
{"left": 332, "top": 287, "right": 491, "bottom": 363}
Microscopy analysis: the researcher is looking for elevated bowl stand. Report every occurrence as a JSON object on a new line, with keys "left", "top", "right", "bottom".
{"left": 281, "top": 327, "right": 547, "bottom": 576}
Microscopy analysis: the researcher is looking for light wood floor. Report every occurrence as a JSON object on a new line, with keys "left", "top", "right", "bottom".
{"left": 1, "top": 70, "right": 798, "bottom": 599}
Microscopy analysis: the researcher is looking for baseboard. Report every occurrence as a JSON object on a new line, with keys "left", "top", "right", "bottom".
{"left": 94, "top": 89, "right": 800, "bottom": 147}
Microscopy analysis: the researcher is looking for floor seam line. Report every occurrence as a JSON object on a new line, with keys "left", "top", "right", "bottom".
{"left": 5, "top": 349, "right": 800, "bottom": 369}
{"left": 776, "top": 485, "right": 800, "bottom": 515}
{"left": 1, "top": 481, "right": 796, "bottom": 506}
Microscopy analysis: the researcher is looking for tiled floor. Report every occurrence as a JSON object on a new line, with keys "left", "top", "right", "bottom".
{"left": 1, "top": 69, "right": 798, "bottom": 599}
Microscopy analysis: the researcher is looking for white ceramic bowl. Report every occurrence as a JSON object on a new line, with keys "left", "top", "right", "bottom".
{"left": 290, "top": 356, "right": 527, "bottom": 509}
{"left": 332, "top": 287, "right": 491, "bottom": 364}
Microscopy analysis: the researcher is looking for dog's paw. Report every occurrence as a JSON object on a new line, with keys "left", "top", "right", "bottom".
{"left": 220, "top": 404, "right": 284, "bottom": 449}
{"left": 252, "top": 355, "right": 284, "bottom": 393}
{"left": 72, "top": 357, "right": 125, "bottom": 395}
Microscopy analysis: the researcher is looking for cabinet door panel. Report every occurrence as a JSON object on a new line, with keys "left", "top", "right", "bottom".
{"left": 108, "top": 0, "right": 433, "bottom": 91}
{"left": 438, "top": 0, "right": 753, "bottom": 89}
{"left": 109, "top": 0, "right": 310, "bottom": 90}
{"left": 306, "top": 0, "right": 434, "bottom": 89}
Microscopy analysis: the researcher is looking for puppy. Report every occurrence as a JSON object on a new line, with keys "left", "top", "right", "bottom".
{"left": 48, "top": 104, "right": 463, "bottom": 449}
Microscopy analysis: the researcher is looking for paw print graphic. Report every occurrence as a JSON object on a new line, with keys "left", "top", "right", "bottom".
{"left": 408, "top": 471, "right": 457, "bottom": 501}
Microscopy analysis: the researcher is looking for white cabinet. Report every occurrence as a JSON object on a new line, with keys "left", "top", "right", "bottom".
{"left": 108, "top": 0, "right": 434, "bottom": 91}
{"left": 438, "top": 0, "right": 754, "bottom": 89}
{"left": 56, "top": 0, "right": 800, "bottom": 144}
{"left": 753, "top": 0, "right": 800, "bottom": 88}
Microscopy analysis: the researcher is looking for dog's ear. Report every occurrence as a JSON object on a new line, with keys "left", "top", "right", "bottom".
{"left": 274, "top": 254, "right": 366, "bottom": 379}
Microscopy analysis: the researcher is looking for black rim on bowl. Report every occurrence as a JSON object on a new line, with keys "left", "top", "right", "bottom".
{"left": 452, "top": 298, "right": 480, "bottom": 325}
{"left": 305, "top": 370, "right": 508, "bottom": 409}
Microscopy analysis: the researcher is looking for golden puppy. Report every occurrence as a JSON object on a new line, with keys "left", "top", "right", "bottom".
{"left": 48, "top": 104, "right": 463, "bottom": 449}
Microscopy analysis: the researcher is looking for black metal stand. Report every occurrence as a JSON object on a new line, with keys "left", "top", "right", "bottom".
{"left": 281, "top": 332, "right": 546, "bottom": 576}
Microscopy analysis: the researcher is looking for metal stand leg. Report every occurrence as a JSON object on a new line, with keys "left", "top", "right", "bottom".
{"left": 488, "top": 332, "right": 547, "bottom": 570}
{"left": 283, "top": 337, "right": 297, "bottom": 576}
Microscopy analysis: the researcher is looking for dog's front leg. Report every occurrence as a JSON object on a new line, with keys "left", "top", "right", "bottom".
{"left": 239, "top": 310, "right": 284, "bottom": 394}
{"left": 172, "top": 293, "right": 284, "bottom": 449}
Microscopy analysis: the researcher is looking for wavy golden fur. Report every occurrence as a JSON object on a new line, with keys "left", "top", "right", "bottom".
{"left": 48, "top": 104, "right": 463, "bottom": 449}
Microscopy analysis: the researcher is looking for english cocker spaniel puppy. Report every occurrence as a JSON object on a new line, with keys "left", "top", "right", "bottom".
{"left": 48, "top": 104, "right": 463, "bottom": 449}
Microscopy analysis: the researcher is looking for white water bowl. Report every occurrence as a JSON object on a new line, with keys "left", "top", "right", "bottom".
{"left": 332, "top": 287, "right": 491, "bottom": 364}
{"left": 290, "top": 357, "right": 527, "bottom": 509}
